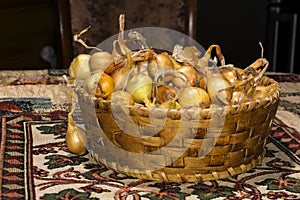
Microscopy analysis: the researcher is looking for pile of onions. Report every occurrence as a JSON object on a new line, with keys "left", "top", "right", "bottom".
{"left": 69, "top": 43, "right": 269, "bottom": 111}
{"left": 69, "top": 32, "right": 270, "bottom": 111}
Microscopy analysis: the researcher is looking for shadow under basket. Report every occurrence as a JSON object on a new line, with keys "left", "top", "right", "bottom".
{"left": 75, "top": 76, "right": 280, "bottom": 182}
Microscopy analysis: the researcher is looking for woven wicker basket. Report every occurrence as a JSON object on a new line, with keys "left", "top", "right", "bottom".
{"left": 75, "top": 76, "right": 280, "bottom": 182}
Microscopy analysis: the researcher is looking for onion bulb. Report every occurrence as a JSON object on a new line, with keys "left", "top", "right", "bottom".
{"left": 148, "top": 54, "right": 174, "bottom": 79}
{"left": 160, "top": 99, "right": 181, "bottom": 110}
{"left": 66, "top": 113, "right": 86, "bottom": 155}
{"left": 169, "top": 56, "right": 181, "bottom": 69}
{"left": 68, "top": 54, "right": 91, "bottom": 80}
{"left": 206, "top": 74, "right": 233, "bottom": 105}
{"left": 147, "top": 59, "right": 158, "bottom": 78}
{"left": 89, "top": 51, "right": 114, "bottom": 72}
{"left": 177, "top": 65, "right": 200, "bottom": 87}
{"left": 156, "top": 85, "right": 177, "bottom": 103}
{"left": 66, "top": 126, "right": 87, "bottom": 155}
{"left": 126, "top": 73, "right": 153, "bottom": 103}
{"left": 155, "top": 53, "right": 174, "bottom": 73}
{"left": 86, "top": 72, "right": 114, "bottom": 98}
{"left": 178, "top": 87, "right": 210, "bottom": 108}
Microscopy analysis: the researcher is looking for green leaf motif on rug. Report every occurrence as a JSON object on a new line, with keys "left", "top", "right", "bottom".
{"left": 37, "top": 123, "right": 67, "bottom": 136}
{"left": 44, "top": 155, "right": 89, "bottom": 169}
{"left": 256, "top": 177, "right": 300, "bottom": 193}
{"left": 142, "top": 192, "right": 189, "bottom": 200}
{"left": 41, "top": 188, "right": 99, "bottom": 200}
{"left": 188, "top": 182, "right": 235, "bottom": 200}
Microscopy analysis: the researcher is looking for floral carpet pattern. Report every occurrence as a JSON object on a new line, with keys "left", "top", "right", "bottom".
{"left": 0, "top": 70, "right": 300, "bottom": 200}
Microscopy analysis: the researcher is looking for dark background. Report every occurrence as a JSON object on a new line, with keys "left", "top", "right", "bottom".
{"left": 197, "top": 0, "right": 300, "bottom": 74}
{"left": 0, "top": 0, "right": 299, "bottom": 73}
{"left": 197, "top": 0, "right": 268, "bottom": 68}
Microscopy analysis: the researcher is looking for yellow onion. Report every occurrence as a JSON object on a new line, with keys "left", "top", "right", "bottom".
{"left": 126, "top": 73, "right": 153, "bottom": 103}
{"left": 169, "top": 56, "right": 182, "bottom": 69}
{"left": 66, "top": 113, "right": 86, "bottom": 155}
{"left": 172, "top": 71, "right": 188, "bottom": 88}
{"left": 111, "top": 53, "right": 134, "bottom": 90}
{"left": 206, "top": 74, "right": 233, "bottom": 105}
{"left": 156, "top": 85, "right": 177, "bottom": 103}
{"left": 160, "top": 99, "right": 181, "bottom": 110}
{"left": 108, "top": 90, "right": 134, "bottom": 105}
{"left": 148, "top": 52, "right": 174, "bottom": 77}
{"left": 147, "top": 59, "right": 158, "bottom": 78}
{"left": 156, "top": 52, "right": 174, "bottom": 70}
{"left": 177, "top": 65, "right": 206, "bottom": 89}
{"left": 97, "top": 73, "right": 115, "bottom": 98}
{"left": 178, "top": 87, "right": 210, "bottom": 108}
{"left": 111, "top": 68, "right": 128, "bottom": 90}
{"left": 86, "top": 72, "right": 114, "bottom": 98}
{"left": 89, "top": 51, "right": 114, "bottom": 72}
{"left": 68, "top": 54, "right": 91, "bottom": 80}
{"left": 66, "top": 126, "right": 87, "bottom": 155}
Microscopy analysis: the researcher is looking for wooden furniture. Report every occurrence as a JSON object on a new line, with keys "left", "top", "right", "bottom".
{"left": 0, "top": 0, "right": 198, "bottom": 70}
{"left": 56, "top": 0, "right": 73, "bottom": 69}
{"left": 65, "top": 0, "right": 198, "bottom": 58}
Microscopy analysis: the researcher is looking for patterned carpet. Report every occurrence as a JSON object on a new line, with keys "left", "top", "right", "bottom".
{"left": 0, "top": 70, "right": 300, "bottom": 200}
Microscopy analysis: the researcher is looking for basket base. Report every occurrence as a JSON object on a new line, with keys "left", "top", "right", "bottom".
{"left": 89, "top": 149, "right": 265, "bottom": 182}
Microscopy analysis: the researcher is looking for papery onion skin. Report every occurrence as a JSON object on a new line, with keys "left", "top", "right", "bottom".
{"left": 97, "top": 73, "right": 115, "bottom": 99}
{"left": 66, "top": 112, "right": 86, "bottom": 156}
{"left": 112, "top": 52, "right": 134, "bottom": 90}
{"left": 86, "top": 72, "right": 114, "bottom": 98}
{"left": 221, "top": 68, "right": 238, "bottom": 84}
{"left": 169, "top": 55, "right": 181, "bottom": 69}
{"left": 147, "top": 59, "right": 158, "bottom": 78}
{"left": 126, "top": 73, "right": 153, "bottom": 103}
{"left": 206, "top": 75, "right": 232, "bottom": 105}
{"left": 172, "top": 72, "right": 188, "bottom": 88}
{"left": 68, "top": 54, "right": 91, "bottom": 80}
{"left": 177, "top": 65, "right": 200, "bottom": 87}
{"left": 89, "top": 51, "right": 114, "bottom": 72}
{"left": 111, "top": 68, "right": 127, "bottom": 90}
{"left": 86, "top": 72, "right": 101, "bottom": 95}
{"left": 156, "top": 53, "right": 174, "bottom": 71}
{"left": 160, "top": 100, "right": 181, "bottom": 110}
{"left": 178, "top": 86, "right": 210, "bottom": 108}
{"left": 156, "top": 85, "right": 177, "bottom": 103}
{"left": 221, "top": 67, "right": 244, "bottom": 85}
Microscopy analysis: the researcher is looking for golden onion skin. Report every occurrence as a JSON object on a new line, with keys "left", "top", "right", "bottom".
{"left": 178, "top": 86, "right": 210, "bottom": 108}
{"left": 206, "top": 75, "right": 232, "bottom": 105}
{"left": 96, "top": 73, "right": 115, "bottom": 99}
{"left": 66, "top": 112, "right": 87, "bottom": 156}
{"left": 68, "top": 54, "right": 91, "bottom": 80}
{"left": 126, "top": 73, "right": 153, "bottom": 103}
{"left": 89, "top": 51, "right": 114, "bottom": 72}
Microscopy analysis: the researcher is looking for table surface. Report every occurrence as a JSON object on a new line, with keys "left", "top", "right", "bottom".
{"left": 0, "top": 69, "right": 299, "bottom": 200}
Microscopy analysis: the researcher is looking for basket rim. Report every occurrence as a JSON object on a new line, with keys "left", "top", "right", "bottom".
{"left": 76, "top": 76, "right": 281, "bottom": 118}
